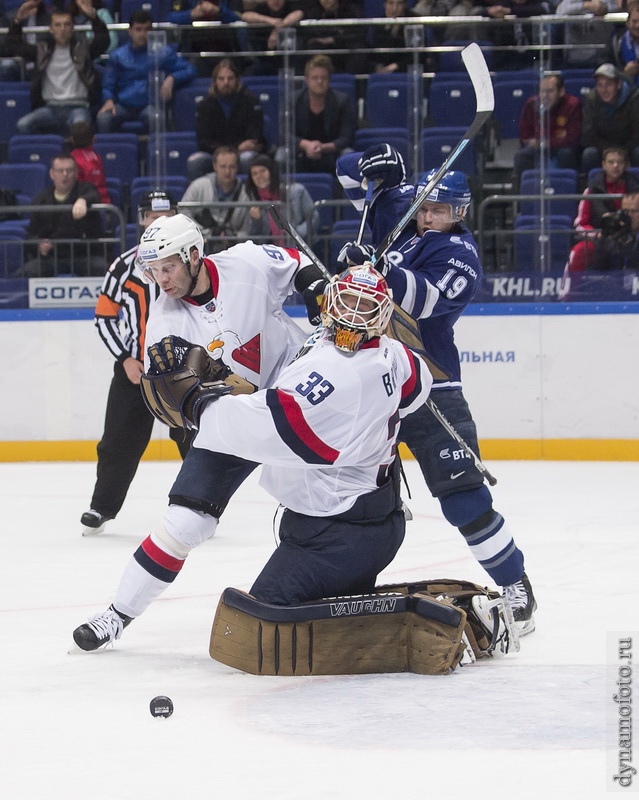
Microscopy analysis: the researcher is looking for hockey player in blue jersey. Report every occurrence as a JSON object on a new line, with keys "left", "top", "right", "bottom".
{"left": 336, "top": 143, "right": 537, "bottom": 635}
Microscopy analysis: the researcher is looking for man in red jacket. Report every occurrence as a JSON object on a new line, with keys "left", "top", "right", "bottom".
{"left": 513, "top": 73, "right": 582, "bottom": 187}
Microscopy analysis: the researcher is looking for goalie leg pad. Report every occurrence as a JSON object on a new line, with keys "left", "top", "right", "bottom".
{"left": 209, "top": 587, "right": 468, "bottom": 676}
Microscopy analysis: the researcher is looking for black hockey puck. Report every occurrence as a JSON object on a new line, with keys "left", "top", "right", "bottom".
{"left": 150, "top": 696, "right": 174, "bottom": 718}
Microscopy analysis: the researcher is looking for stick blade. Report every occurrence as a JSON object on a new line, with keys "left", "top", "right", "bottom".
{"left": 461, "top": 43, "right": 494, "bottom": 114}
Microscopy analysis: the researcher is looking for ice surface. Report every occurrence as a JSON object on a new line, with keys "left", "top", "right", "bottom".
{"left": 1, "top": 459, "right": 637, "bottom": 799}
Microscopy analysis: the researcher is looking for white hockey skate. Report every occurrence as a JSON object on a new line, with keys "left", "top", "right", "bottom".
{"left": 503, "top": 573, "right": 537, "bottom": 637}
{"left": 470, "top": 593, "right": 520, "bottom": 656}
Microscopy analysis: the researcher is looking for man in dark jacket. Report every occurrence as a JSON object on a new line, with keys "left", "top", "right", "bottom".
{"left": 277, "top": 54, "right": 356, "bottom": 174}
{"left": 7, "top": 1, "right": 109, "bottom": 135}
{"left": 17, "top": 152, "right": 107, "bottom": 278}
{"left": 186, "top": 58, "right": 265, "bottom": 181}
{"left": 582, "top": 63, "right": 639, "bottom": 174}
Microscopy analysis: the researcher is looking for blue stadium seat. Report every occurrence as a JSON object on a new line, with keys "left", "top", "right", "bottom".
{"left": 513, "top": 214, "right": 574, "bottom": 272}
{"left": 0, "top": 163, "right": 48, "bottom": 201}
{"left": 563, "top": 75, "right": 595, "bottom": 102}
{"left": 146, "top": 132, "right": 198, "bottom": 177}
{"left": 104, "top": 177, "right": 123, "bottom": 208}
{"left": 329, "top": 220, "right": 373, "bottom": 267}
{"left": 119, "top": 0, "right": 161, "bottom": 22}
{"left": 365, "top": 74, "right": 409, "bottom": 129}
{"left": 438, "top": 40, "right": 494, "bottom": 73}
{"left": 330, "top": 73, "right": 357, "bottom": 102}
{"left": 93, "top": 138, "right": 139, "bottom": 186}
{"left": 0, "top": 236, "right": 25, "bottom": 278}
{"left": 363, "top": 0, "right": 384, "bottom": 15}
{"left": 427, "top": 74, "right": 476, "bottom": 128}
{"left": 243, "top": 76, "right": 279, "bottom": 148}
{"left": 292, "top": 172, "right": 334, "bottom": 233}
{"left": 115, "top": 223, "right": 140, "bottom": 251}
{"left": 7, "top": 134, "right": 64, "bottom": 166}
{"left": 354, "top": 127, "right": 409, "bottom": 164}
{"left": 492, "top": 78, "right": 538, "bottom": 139}
{"left": 172, "top": 85, "right": 208, "bottom": 132}
{"left": 519, "top": 170, "right": 579, "bottom": 218}
{"left": 421, "top": 127, "right": 477, "bottom": 176}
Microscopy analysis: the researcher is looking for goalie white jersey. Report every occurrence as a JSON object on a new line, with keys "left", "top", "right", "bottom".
{"left": 145, "top": 241, "right": 309, "bottom": 389}
{"left": 195, "top": 330, "right": 431, "bottom": 516}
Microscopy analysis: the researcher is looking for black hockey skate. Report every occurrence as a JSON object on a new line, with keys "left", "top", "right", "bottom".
{"left": 73, "top": 606, "right": 132, "bottom": 651}
{"left": 503, "top": 573, "right": 537, "bottom": 637}
{"left": 80, "top": 509, "right": 114, "bottom": 536}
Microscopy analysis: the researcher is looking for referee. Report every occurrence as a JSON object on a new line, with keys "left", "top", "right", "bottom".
{"left": 81, "top": 191, "right": 194, "bottom": 534}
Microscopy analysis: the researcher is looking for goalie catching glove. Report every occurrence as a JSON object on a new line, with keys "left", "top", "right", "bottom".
{"left": 140, "top": 335, "right": 255, "bottom": 430}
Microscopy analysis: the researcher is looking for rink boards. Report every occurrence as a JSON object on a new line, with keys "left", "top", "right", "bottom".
{"left": 1, "top": 303, "right": 638, "bottom": 461}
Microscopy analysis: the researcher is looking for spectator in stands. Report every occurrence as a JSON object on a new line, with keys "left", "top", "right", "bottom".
{"left": 567, "top": 146, "right": 639, "bottom": 270}
{"left": 16, "top": 152, "right": 107, "bottom": 278}
{"left": 186, "top": 58, "right": 265, "bottom": 181}
{"left": 181, "top": 145, "right": 252, "bottom": 252}
{"left": 241, "top": 0, "right": 305, "bottom": 76}
{"left": 471, "top": 0, "right": 554, "bottom": 70}
{"left": 513, "top": 74, "right": 582, "bottom": 186}
{"left": 616, "top": 0, "right": 639, "bottom": 87}
{"left": 277, "top": 54, "right": 356, "bottom": 175}
{"left": 581, "top": 63, "right": 639, "bottom": 174}
{"left": 590, "top": 191, "right": 639, "bottom": 270}
{"left": 68, "top": 0, "right": 118, "bottom": 54}
{"left": 555, "top": 0, "right": 615, "bottom": 69}
{"left": 369, "top": 0, "right": 423, "bottom": 74}
{"left": 96, "top": 10, "right": 196, "bottom": 134}
{"left": 167, "top": 1, "right": 245, "bottom": 76}
{"left": 1, "top": 0, "right": 51, "bottom": 81}
{"left": 69, "top": 120, "right": 110, "bottom": 204}
{"left": 245, "top": 153, "right": 319, "bottom": 245}
{"left": 7, "top": 2, "right": 109, "bottom": 135}
{"left": 302, "top": 0, "right": 369, "bottom": 75}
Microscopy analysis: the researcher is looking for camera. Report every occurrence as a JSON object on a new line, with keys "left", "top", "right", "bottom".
{"left": 601, "top": 208, "right": 631, "bottom": 238}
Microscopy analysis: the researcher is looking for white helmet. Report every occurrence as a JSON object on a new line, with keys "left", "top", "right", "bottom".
{"left": 138, "top": 213, "right": 204, "bottom": 264}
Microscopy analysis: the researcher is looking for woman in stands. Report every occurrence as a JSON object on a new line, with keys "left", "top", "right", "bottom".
{"left": 245, "top": 153, "right": 319, "bottom": 245}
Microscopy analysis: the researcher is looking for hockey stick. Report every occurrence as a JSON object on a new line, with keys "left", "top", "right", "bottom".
{"left": 355, "top": 181, "right": 374, "bottom": 245}
{"left": 269, "top": 203, "right": 497, "bottom": 486}
{"left": 269, "top": 201, "right": 434, "bottom": 366}
{"left": 371, "top": 42, "right": 495, "bottom": 265}
{"left": 426, "top": 401, "right": 497, "bottom": 486}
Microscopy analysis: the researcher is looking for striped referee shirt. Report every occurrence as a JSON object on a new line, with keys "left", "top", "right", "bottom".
{"left": 94, "top": 246, "right": 158, "bottom": 363}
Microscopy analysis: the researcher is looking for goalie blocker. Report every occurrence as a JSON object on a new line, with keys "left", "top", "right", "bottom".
{"left": 209, "top": 579, "right": 519, "bottom": 676}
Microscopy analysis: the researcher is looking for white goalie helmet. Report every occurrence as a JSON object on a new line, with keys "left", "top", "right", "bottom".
{"left": 138, "top": 213, "right": 204, "bottom": 265}
{"left": 321, "top": 265, "right": 394, "bottom": 352}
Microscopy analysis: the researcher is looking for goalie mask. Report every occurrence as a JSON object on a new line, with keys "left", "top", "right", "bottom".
{"left": 321, "top": 266, "right": 393, "bottom": 353}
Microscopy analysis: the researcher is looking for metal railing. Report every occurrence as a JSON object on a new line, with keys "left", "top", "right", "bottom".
{"left": 0, "top": 203, "right": 126, "bottom": 279}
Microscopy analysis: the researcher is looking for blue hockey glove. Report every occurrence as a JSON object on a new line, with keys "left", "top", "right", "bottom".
{"left": 336, "top": 242, "right": 391, "bottom": 276}
{"left": 302, "top": 278, "right": 329, "bottom": 326}
{"left": 337, "top": 241, "right": 375, "bottom": 266}
{"left": 358, "top": 144, "right": 406, "bottom": 189}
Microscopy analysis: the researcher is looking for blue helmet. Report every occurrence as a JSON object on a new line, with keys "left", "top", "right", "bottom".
{"left": 417, "top": 170, "right": 471, "bottom": 219}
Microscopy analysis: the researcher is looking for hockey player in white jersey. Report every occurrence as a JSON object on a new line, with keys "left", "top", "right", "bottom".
{"left": 72, "top": 264, "right": 430, "bottom": 647}
{"left": 138, "top": 213, "right": 318, "bottom": 390}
